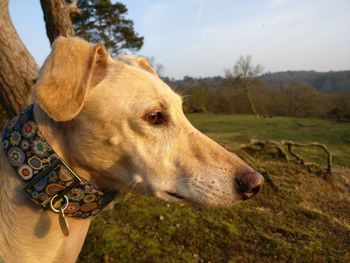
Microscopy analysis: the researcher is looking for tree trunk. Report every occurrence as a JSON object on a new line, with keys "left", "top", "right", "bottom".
{"left": 40, "top": 0, "right": 79, "bottom": 44}
{"left": 0, "top": 0, "right": 79, "bottom": 118}
{"left": 0, "top": 0, "right": 39, "bottom": 117}
{"left": 243, "top": 79, "right": 259, "bottom": 118}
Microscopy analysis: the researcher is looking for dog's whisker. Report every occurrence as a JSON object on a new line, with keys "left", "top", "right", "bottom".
{"left": 174, "top": 177, "right": 192, "bottom": 184}
{"left": 180, "top": 94, "right": 192, "bottom": 100}
{"left": 129, "top": 181, "right": 139, "bottom": 194}
{"left": 119, "top": 178, "right": 137, "bottom": 191}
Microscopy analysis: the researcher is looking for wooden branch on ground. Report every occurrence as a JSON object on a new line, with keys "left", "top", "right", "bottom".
{"left": 282, "top": 140, "right": 332, "bottom": 174}
{"left": 239, "top": 139, "right": 333, "bottom": 176}
{"left": 239, "top": 139, "right": 289, "bottom": 162}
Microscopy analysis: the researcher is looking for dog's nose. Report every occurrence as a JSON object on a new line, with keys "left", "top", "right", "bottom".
{"left": 236, "top": 171, "right": 264, "bottom": 199}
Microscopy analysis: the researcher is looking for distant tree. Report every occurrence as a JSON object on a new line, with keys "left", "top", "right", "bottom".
{"left": 72, "top": 0, "right": 144, "bottom": 55}
{"left": 281, "top": 84, "right": 327, "bottom": 117}
{"left": 225, "top": 55, "right": 263, "bottom": 118}
{"left": 331, "top": 92, "right": 350, "bottom": 116}
{"left": 146, "top": 56, "right": 165, "bottom": 77}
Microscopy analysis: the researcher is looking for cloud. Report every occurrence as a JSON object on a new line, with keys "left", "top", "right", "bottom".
{"left": 144, "top": 0, "right": 193, "bottom": 26}
{"left": 269, "top": 0, "right": 292, "bottom": 8}
{"left": 195, "top": 0, "right": 204, "bottom": 26}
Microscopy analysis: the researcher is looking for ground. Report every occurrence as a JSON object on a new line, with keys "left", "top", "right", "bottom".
{"left": 77, "top": 114, "right": 350, "bottom": 263}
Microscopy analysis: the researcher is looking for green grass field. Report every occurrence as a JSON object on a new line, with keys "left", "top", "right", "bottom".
{"left": 78, "top": 114, "right": 350, "bottom": 263}
{"left": 187, "top": 114, "right": 350, "bottom": 167}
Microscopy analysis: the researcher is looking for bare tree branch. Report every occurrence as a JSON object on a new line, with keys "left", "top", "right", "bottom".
{"left": 225, "top": 55, "right": 263, "bottom": 118}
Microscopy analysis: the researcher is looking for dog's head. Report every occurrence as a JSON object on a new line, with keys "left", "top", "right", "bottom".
{"left": 33, "top": 37, "right": 263, "bottom": 207}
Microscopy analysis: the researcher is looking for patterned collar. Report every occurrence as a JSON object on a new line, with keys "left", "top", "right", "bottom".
{"left": 2, "top": 104, "right": 117, "bottom": 218}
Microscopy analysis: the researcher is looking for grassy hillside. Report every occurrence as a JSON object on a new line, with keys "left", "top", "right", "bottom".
{"left": 187, "top": 114, "right": 350, "bottom": 167}
{"left": 263, "top": 70, "right": 350, "bottom": 93}
{"left": 79, "top": 114, "right": 350, "bottom": 263}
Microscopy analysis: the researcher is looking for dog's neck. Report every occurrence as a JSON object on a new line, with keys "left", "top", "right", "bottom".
{"left": 0, "top": 105, "right": 93, "bottom": 263}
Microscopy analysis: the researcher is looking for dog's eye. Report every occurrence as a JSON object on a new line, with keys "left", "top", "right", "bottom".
{"left": 144, "top": 111, "right": 166, "bottom": 125}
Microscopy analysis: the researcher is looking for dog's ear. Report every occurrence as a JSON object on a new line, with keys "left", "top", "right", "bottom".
{"left": 34, "top": 37, "right": 109, "bottom": 121}
{"left": 136, "top": 57, "right": 158, "bottom": 75}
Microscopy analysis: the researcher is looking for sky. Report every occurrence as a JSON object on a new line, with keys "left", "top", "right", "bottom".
{"left": 9, "top": 0, "right": 350, "bottom": 79}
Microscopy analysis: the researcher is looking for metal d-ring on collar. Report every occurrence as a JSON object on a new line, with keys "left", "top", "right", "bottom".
{"left": 50, "top": 194, "right": 69, "bottom": 212}
{"left": 1, "top": 104, "right": 118, "bottom": 218}
{"left": 51, "top": 194, "right": 70, "bottom": 236}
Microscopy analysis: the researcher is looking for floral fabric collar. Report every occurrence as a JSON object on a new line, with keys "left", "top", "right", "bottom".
{"left": 2, "top": 104, "right": 117, "bottom": 218}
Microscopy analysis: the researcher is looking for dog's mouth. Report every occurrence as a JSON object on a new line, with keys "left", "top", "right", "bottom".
{"left": 165, "top": 191, "right": 186, "bottom": 200}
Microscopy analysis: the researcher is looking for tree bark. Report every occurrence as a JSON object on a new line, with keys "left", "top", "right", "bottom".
{"left": 0, "top": 0, "right": 78, "bottom": 118}
{"left": 0, "top": 0, "right": 39, "bottom": 117}
{"left": 243, "top": 78, "right": 259, "bottom": 118}
{"left": 40, "top": 0, "right": 79, "bottom": 44}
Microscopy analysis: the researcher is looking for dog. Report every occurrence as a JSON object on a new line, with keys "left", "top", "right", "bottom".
{"left": 0, "top": 37, "right": 264, "bottom": 263}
